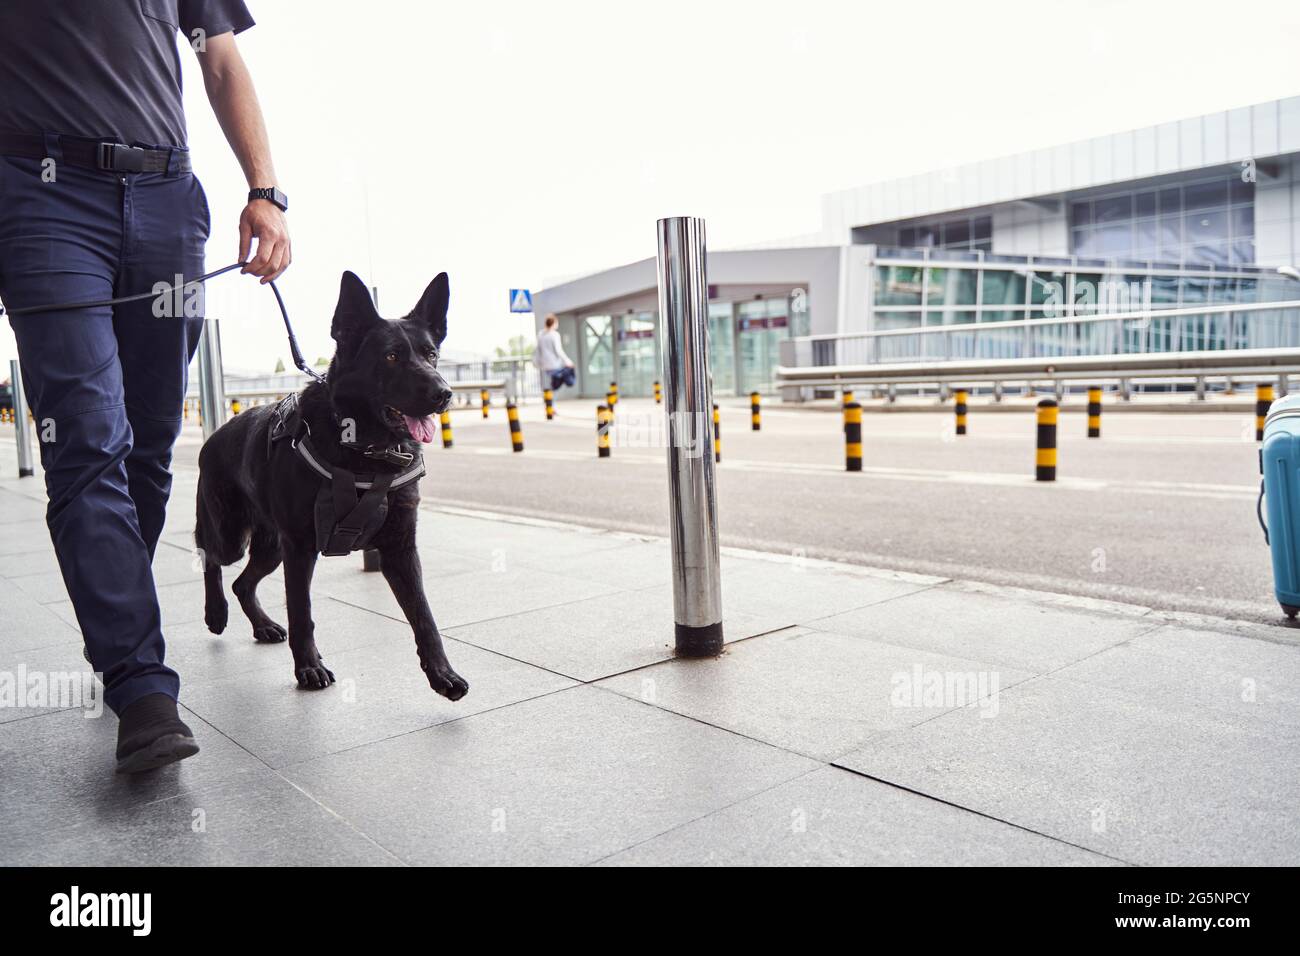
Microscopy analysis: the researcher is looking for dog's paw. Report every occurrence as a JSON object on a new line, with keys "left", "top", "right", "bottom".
{"left": 294, "top": 659, "right": 336, "bottom": 690}
{"left": 253, "top": 621, "right": 287, "bottom": 643}
{"left": 423, "top": 661, "right": 469, "bottom": 701}
{"left": 205, "top": 600, "right": 228, "bottom": 635}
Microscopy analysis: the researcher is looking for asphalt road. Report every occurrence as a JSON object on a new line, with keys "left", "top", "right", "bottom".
{"left": 410, "top": 396, "right": 1279, "bottom": 625}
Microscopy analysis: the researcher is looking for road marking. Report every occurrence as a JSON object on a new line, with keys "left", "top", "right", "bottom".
{"left": 443, "top": 443, "right": 1255, "bottom": 500}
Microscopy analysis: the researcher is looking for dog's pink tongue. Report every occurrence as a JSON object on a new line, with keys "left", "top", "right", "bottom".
{"left": 403, "top": 414, "right": 436, "bottom": 444}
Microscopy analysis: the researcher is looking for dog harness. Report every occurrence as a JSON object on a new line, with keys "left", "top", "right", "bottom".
{"left": 268, "top": 393, "right": 425, "bottom": 557}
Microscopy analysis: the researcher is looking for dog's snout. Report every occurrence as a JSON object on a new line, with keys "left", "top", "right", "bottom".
{"left": 432, "top": 382, "right": 453, "bottom": 412}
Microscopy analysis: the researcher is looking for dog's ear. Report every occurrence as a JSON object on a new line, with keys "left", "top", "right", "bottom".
{"left": 410, "top": 272, "right": 449, "bottom": 346}
{"left": 330, "top": 271, "right": 381, "bottom": 346}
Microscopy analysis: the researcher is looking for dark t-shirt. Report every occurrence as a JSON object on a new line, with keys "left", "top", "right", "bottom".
{"left": 0, "top": 0, "right": 255, "bottom": 148}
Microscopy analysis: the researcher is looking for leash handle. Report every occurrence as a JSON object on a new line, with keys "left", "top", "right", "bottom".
{"left": 0, "top": 262, "right": 326, "bottom": 385}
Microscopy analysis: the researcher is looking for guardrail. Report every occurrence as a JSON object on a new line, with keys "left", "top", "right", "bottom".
{"left": 784, "top": 299, "right": 1300, "bottom": 369}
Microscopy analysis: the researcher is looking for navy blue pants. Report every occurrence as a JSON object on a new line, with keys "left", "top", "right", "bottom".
{"left": 0, "top": 141, "right": 209, "bottom": 715}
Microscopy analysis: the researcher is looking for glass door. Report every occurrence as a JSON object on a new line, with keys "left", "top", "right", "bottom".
{"left": 708, "top": 302, "right": 735, "bottom": 395}
{"left": 616, "top": 312, "right": 658, "bottom": 396}
{"left": 736, "top": 298, "right": 790, "bottom": 394}
{"left": 582, "top": 315, "right": 613, "bottom": 397}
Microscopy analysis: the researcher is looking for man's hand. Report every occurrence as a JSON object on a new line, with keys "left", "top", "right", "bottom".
{"left": 239, "top": 200, "right": 290, "bottom": 283}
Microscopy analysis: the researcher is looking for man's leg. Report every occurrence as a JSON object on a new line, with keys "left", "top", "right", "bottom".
{"left": 113, "top": 163, "right": 209, "bottom": 558}
{"left": 0, "top": 156, "right": 179, "bottom": 716}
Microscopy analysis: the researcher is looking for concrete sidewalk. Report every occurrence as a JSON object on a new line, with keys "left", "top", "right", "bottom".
{"left": 1, "top": 438, "right": 1298, "bottom": 866}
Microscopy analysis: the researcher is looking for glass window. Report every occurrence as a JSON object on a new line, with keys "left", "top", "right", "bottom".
{"left": 1231, "top": 206, "right": 1254, "bottom": 237}
{"left": 1072, "top": 273, "right": 1103, "bottom": 312}
{"left": 1030, "top": 271, "right": 1068, "bottom": 317}
{"left": 1184, "top": 180, "right": 1227, "bottom": 211}
{"left": 899, "top": 227, "right": 916, "bottom": 247}
{"left": 1149, "top": 274, "right": 1179, "bottom": 305}
{"left": 1159, "top": 187, "right": 1181, "bottom": 215}
{"left": 926, "top": 267, "right": 977, "bottom": 306}
{"left": 972, "top": 216, "right": 992, "bottom": 241}
{"left": 1229, "top": 176, "right": 1253, "bottom": 205}
{"left": 1070, "top": 201, "right": 1091, "bottom": 226}
{"left": 1134, "top": 219, "right": 1157, "bottom": 259}
{"left": 1095, "top": 195, "right": 1132, "bottom": 223}
{"left": 944, "top": 220, "right": 970, "bottom": 245}
{"left": 875, "top": 265, "right": 924, "bottom": 306}
{"left": 707, "top": 303, "right": 734, "bottom": 394}
{"left": 875, "top": 311, "right": 923, "bottom": 330}
{"left": 982, "top": 269, "right": 1027, "bottom": 306}
{"left": 1181, "top": 276, "right": 1210, "bottom": 303}
{"left": 1095, "top": 222, "right": 1133, "bottom": 257}
{"left": 1135, "top": 191, "right": 1156, "bottom": 217}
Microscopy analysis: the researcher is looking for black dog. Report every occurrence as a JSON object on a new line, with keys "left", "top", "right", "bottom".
{"left": 195, "top": 271, "right": 468, "bottom": 700}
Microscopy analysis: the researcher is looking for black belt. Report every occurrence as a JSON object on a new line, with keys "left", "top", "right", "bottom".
{"left": 0, "top": 133, "right": 191, "bottom": 174}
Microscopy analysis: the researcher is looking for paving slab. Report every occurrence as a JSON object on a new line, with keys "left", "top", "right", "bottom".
{"left": 806, "top": 583, "right": 1158, "bottom": 674}
{"left": 445, "top": 585, "right": 786, "bottom": 682}
{"left": 599, "top": 765, "right": 1118, "bottom": 866}
{"left": 597, "top": 627, "right": 1034, "bottom": 760}
{"left": 0, "top": 704, "right": 266, "bottom": 839}
{"left": 181, "top": 634, "right": 575, "bottom": 768}
{"left": 833, "top": 675, "right": 1300, "bottom": 866}
{"left": 283, "top": 685, "right": 819, "bottom": 865}
{"left": 1, "top": 767, "right": 402, "bottom": 866}
{"left": 0, "top": 575, "right": 83, "bottom": 655}
{"left": 1054, "top": 624, "right": 1300, "bottom": 729}
{"left": 327, "top": 562, "right": 619, "bottom": 630}
{"left": 0, "top": 638, "right": 96, "bottom": 725}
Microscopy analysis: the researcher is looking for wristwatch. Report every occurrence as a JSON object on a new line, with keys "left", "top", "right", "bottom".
{"left": 248, "top": 186, "right": 288, "bottom": 212}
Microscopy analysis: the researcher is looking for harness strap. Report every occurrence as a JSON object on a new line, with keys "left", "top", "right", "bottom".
{"left": 324, "top": 468, "right": 396, "bottom": 555}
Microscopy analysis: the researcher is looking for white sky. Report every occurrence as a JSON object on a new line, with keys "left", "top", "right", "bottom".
{"left": 3, "top": 0, "right": 1300, "bottom": 374}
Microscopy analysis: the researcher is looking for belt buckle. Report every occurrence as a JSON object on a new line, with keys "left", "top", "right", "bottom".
{"left": 97, "top": 142, "right": 147, "bottom": 173}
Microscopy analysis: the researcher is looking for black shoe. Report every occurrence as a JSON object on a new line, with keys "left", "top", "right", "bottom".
{"left": 115, "top": 693, "right": 199, "bottom": 774}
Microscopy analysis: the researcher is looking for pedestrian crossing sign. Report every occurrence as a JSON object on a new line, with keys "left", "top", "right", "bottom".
{"left": 509, "top": 289, "right": 533, "bottom": 313}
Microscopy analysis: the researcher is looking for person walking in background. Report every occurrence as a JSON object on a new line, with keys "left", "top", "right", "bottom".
{"left": 536, "top": 313, "right": 576, "bottom": 390}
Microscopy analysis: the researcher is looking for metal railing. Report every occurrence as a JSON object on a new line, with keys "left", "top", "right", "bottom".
{"left": 785, "top": 300, "right": 1300, "bottom": 369}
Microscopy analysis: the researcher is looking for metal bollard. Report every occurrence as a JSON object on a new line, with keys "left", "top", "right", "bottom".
{"left": 1257, "top": 384, "right": 1275, "bottom": 441}
{"left": 750, "top": 391, "right": 761, "bottom": 431}
{"left": 954, "top": 389, "right": 968, "bottom": 436}
{"left": 9, "top": 360, "right": 35, "bottom": 477}
{"left": 1036, "top": 399, "right": 1058, "bottom": 481}
{"left": 653, "top": 380, "right": 662, "bottom": 404}
{"left": 596, "top": 404, "right": 611, "bottom": 457}
{"left": 196, "top": 317, "right": 227, "bottom": 441}
{"left": 712, "top": 403, "right": 721, "bottom": 463}
{"left": 656, "top": 215, "right": 722, "bottom": 657}
{"left": 844, "top": 400, "right": 863, "bottom": 472}
{"left": 440, "top": 410, "right": 453, "bottom": 448}
{"left": 1087, "top": 386, "right": 1102, "bottom": 438}
{"left": 543, "top": 388, "right": 555, "bottom": 420}
{"left": 480, "top": 388, "right": 490, "bottom": 419}
{"left": 507, "top": 401, "right": 523, "bottom": 452}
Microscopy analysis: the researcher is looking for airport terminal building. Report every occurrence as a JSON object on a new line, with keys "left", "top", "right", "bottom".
{"left": 532, "top": 96, "right": 1300, "bottom": 398}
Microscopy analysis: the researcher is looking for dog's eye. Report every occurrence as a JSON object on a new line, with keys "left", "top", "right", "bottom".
{"left": 385, "top": 352, "right": 398, "bottom": 363}
{"left": 425, "top": 350, "right": 437, "bottom": 362}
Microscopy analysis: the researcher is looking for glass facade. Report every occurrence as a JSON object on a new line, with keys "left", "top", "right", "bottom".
{"left": 568, "top": 290, "right": 807, "bottom": 398}
{"left": 864, "top": 245, "right": 1296, "bottom": 362}
{"left": 1069, "top": 173, "right": 1254, "bottom": 266}
{"left": 898, "top": 214, "right": 993, "bottom": 253}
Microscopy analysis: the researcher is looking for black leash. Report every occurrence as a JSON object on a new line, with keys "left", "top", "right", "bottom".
{"left": 0, "top": 262, "right": 326, "bottom": 384}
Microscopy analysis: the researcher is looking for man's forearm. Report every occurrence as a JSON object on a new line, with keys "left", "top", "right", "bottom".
{"left": 200, "top": 42, "right": 278, "bottom": 188}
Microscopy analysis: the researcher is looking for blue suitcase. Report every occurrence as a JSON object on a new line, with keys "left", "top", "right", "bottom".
{"left": 1260, "top": 393, "right": 1300, "bottom": 617}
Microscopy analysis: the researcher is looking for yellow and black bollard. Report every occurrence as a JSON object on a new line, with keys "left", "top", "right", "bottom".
{"left": 481, "top": 388, "right": 490, "bottom": 419}
{"left": 543, "top": 388, "right": 555, "bottom": 420}
{"left": 609, "top": 382, "right": 618, "bottom": 410}
{"left": 606, "top": 390, "right": 616, "bottom": 419}
{"left": 440, "top": 411, "right": 453, "bottom": 448}
{"left": 844, "top": 401, "right": 863, "bottom": 472}
{"left": 750, "top": 392, "right": 761, "bottom": 431}
{"left": 596, "top": 404, "right": 612, "bottom": 458}
{"left": 1087, "top": 386, "right": 1102, "bottom": 438}
{"left": 1036, "top": 398, "right": 1058, "bottom": 481}
{"left": 653, "top": 380, "right": 662, "bottom": 404}
{"left": 230, "top": 398, "right": 242, "bottom": 415}
{"left": 506, "top": 401, "right": 523, "bottom": 452}
{"left": 1257, "top": 384, "right": 1275, "bottom": 441}
{"left": 954, "top": 389, "right": 968, "bottom": 436}
{"left": 712, "top": 403, "right": 721, "bottom": 463}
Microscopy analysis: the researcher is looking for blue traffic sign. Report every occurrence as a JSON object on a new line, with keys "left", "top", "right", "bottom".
{"left": 509, "top": 289, "right": 533, "bottom": 313}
